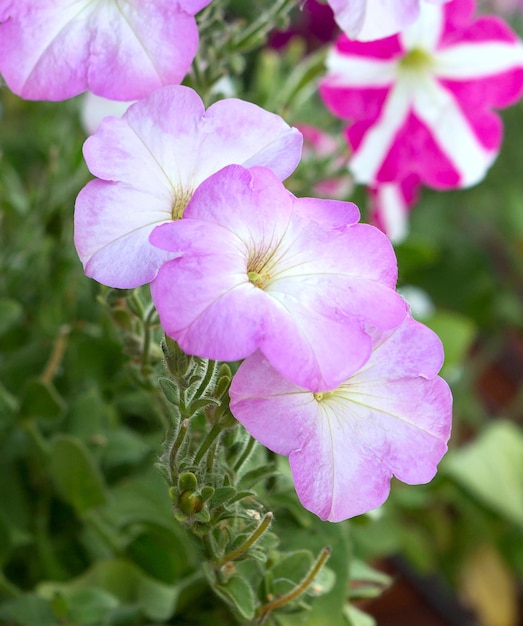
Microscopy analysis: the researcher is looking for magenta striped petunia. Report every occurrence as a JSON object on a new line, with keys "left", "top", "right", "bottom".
{"left": 321, "top": 0, "right": 523, "bottom": 190}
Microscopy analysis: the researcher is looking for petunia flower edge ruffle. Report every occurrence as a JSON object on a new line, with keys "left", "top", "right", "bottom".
{"left": 230, "top": 315, "right": 452, "bottom": 521}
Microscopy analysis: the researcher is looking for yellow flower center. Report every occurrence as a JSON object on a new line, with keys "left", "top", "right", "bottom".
{"left": 171, "top": 188, "right": 194, "bottom": 220}
{"left": 399, "top": 48, "right": 434, "bottom": 74}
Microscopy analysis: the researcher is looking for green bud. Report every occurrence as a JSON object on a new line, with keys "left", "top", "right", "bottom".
{"left": 178, "top": 472, "right": 198, "bottom": 493}
{"left": 179, "top": 491, "right": 204, "bottom": 516}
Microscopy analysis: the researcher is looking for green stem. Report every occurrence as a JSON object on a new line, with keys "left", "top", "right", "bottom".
{"left": 192, "top": 358, "right": 217, "bottom": 403}
{"left": 233, "top": 435, "right": 257, "bottom": 473}
{"left": 140, "top": 303, "right": 157, "bottom": 374}
{"left": 193, "top": 422, "right": 222, "bottom": 466}
{"left": 256, "top": 547, "right": 331, "bottom": 620}
{"left": 169, "top": 418, "right": 189, "bottom": 479}
{"left": 231, "top": 0, "right": 295, "bottom": 51}
{"left": 216, "top": 512, "right": 273, "bottom": 568}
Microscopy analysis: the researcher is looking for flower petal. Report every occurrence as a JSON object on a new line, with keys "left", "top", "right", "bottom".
{"left": 0, "top": 1, "right": 210, "bottom": 100}
{"left": 230, "top": 316, "right": 452, "bottom": 521}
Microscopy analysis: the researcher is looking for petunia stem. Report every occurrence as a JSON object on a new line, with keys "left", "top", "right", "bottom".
{"left": 193, "top": 422, "right": 223, "bottom": 466}
{"left": 233, "top": 435, "right": 257, "bottom": 473}
{"left": 256, "top": 546, "right": 332, "bottom": 620}
{"left": 216, "top": 512, "right": 273, "bottom": 568}
{"left": 169, "top": 418, "right": 189, "bottom": 480}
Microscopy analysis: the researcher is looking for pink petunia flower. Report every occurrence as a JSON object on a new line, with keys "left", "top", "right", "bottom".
{"left": 0, "top": 0, "right": 211, "bottom": 101}
{"left": 369, "top": 175, "right": 420, "bottom": 242}
{"left": 320, "top": 0, "right": 523, "bottom": 190}
{"left": 74, "top": 85, "right": 302, "bottom": 289}
{"left": 327, "top": 0, "right": 450, "bottom": 42}
{"left": 230, "top": 315, "right": 452, "bottom": 521}
{"left": 150, "top": 165, "right": 407, "bottom": 392}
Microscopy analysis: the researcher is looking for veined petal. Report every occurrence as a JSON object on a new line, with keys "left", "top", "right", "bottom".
{"left": 0, "top": 1, "right": 211, "bottom": 101}
{"left": 230, "top": 316, "right": 452, "bottom": 522}
{"left": 74, "top": 180, "right": 174, "bottom": 288}
{"left": 150, "top": 165, "right": 403, "bottom": 387}
{"left": 75, "top": 86, "right": 302, "bottom": 288}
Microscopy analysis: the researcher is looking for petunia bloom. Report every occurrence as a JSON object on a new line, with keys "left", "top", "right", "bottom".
{"left": 320, "top": 0, "right": 523, "bottom": 190}
{"left": 327, "top": 0, "right": 450, "bottom": 42}
{"left": 369, "top": 175, "right": 420, "bottom": 243}
{"left": 74, "top": 85, "right": 303, "bottom": 288}
{"left": 150, "top": 164, "right": 407, "bottom": 392}
{"left": 0, "top": 0, "right": 211, "bottom": 101}
{"left": 230, "top": 315, "right": 452, "bottom": 521}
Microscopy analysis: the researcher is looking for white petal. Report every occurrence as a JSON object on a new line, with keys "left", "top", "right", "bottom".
{"left": 325, "top": 47, "right": 398, "bottom": 88}
{"left": 435, "top": 41, "right": 523, "bottom": 80}
{"left": 400, "top": 2, "right": 444, "bottom": 52}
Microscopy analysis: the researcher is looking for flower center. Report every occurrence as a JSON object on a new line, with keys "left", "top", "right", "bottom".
{"left": 399, "top": 48, "right": 434, "bottom": 74}
{"left": 171, "top": 188, "right": 194, "bottom": 220}
{"left": 313, "top": 391, "right": 335, "bottom": 402}
{"left": 246, "top": 241, "right": 282, "bottom": 289}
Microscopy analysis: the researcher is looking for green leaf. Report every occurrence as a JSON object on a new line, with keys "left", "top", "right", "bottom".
{"left": 348, "top": 559, "right": 392, "bottom": 601}
{"left": 50, "top": 435, "right": 107, "bottom": 514}
{"left": 213, "top": 574, "right": 256, "bottom": 621}
{"left": 0, "top": 298, "right": 23, "bottom": 336}
{"left": 19, "top": 378, "right": 65, "bottom": 421}
{"left": 67, "top": 588, "right": 120, "bottom": 625}
{"left": 275, "top": 509, "right": 350, "bottom": 626}
{"left": 38, "top": 558, "right": 179, "bottom": 622}
{"left": 269, "top": 550, "right": 314, "bottom": 598}
{"left": 443, "top": 421, "right": 523, "bottom": 526}
{"left": 0, "top": 594, "right": 57, "bottom": 626}
{"left": 343, "top": 604, "right": 377, "bottom": 626}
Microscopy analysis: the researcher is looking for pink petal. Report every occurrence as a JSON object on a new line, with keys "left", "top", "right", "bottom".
{"left": 74, "top": 86, "right": 302, "bottom": 288}
{"left": 230, "top": 316, "right": 452, "bottom": 521}
{"left": 151, "top": 165, "right": 405, "bottom": 391}
{"left": 0, "top": 1, "right": 211, "bottom": 101}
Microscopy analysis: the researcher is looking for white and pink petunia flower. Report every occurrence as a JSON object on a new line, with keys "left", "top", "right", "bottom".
{"left": 327, "top": 0, "right": 450, "bottom": 42}
{"left": 230, "top": 315, "right": 452, "bottom": 521}
{"left": 321, "top": 0, "right": 523, "bottom": 190}
{"left": 74, "top": 85, "right": 302, "bottom": 289}
{"left": 369, "top": 175, "right": 420, "bottom": 243}
{"left": 150, "top": 164, "right": 407, "bottom": 392}
{"left": 0, "top": 0, "right": 211, "bottom": 101}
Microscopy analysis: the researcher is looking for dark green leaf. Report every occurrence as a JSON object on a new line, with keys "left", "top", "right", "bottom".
{"left": 50, "top": 435, "right": 107, "bottom": 514}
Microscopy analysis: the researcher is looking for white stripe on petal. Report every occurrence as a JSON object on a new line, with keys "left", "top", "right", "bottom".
{"left": 325, "top": 48, "right": 398, "bottom": 87}
{"left": 413, "top": 76, "right": 496, "bottom": 187}
{"left": 376, "top": 184, "right": 410, "bottom": 243}
{"left": 350, "top": 82, "right": 412, "bottom": 183}
{"left": 435, "top": 41, "right": 523, "bottom": 80}
{"left": 400, "top": 3, "right": 444, "bottom": 52}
